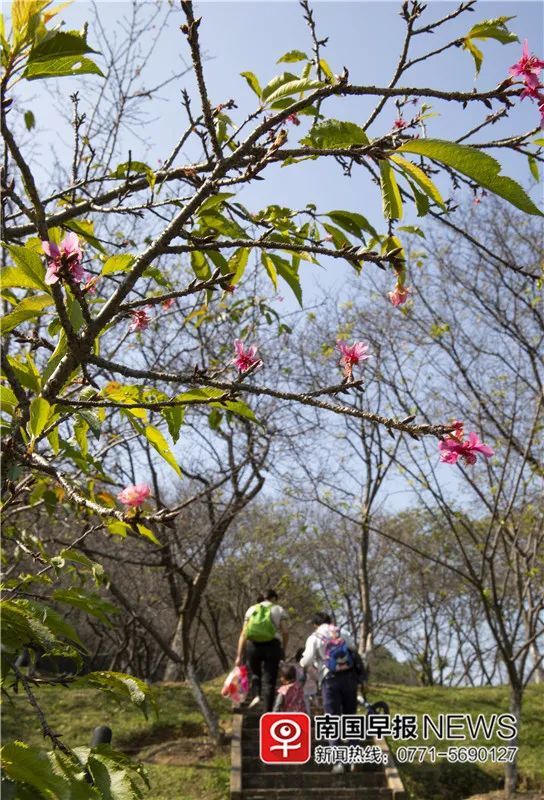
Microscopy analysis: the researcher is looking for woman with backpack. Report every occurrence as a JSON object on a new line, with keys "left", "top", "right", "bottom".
{"left": 235, "top": 589, "right": 289, "bottom": 712}
{"left": 299, "top": 612, "right": 359, "bottom": 773}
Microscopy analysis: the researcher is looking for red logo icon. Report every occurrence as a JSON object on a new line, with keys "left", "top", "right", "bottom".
{"left": 260, "top": 713, "right": 311, "bottom": 764}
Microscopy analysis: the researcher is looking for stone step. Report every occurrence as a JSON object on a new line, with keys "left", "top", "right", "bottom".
{"left": 242, "top": 757, "right": 385, "bottom": 774}
{"left": 244, "top": 771, "right": 387, "bottom": 789}
{"left": 241, "top": 789, "right": 393, "bottom": 800}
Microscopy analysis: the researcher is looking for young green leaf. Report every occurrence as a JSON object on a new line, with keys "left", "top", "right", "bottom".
{"left": 102, "top": 254, "right": 135, "bottom": 275}
{"left": 277, "top": 50, "right": 308, "bottom": 64}
{"left": 379, "top": 161, "right": 403, "bottom": 220}
{"left": 24, "top": 110, "right": 35, "bottom": 130}
{"left": 301, "top": 119, "right": 370, "bottom": 149}
{"left": 390, "top": 154, "right": 446, "bottom": 209}
{"left": 1, "top": 295, "right": 55, "bottom": 334}
{"left": 240, "top": 71, "right": 262, "bottom": 98}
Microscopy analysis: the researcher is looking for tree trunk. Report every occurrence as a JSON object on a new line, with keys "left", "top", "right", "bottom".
{"left": 186, "top": 660, "right": 222, "bottom": 744}
{"left": 357, "top": 520, "right": 374, "bottom": 663}
{"left": 504, "top": 682, "right": 522, "bottom": 798}
{"left": 163, "top": 615, "right": 184, "bottom": 682}
{"left": 530, "top": 641, "right": 544, "bottom": 684}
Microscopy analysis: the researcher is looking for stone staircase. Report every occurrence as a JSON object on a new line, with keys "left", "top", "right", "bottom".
{"left": 230, "top": 709, "right": 406, "bottom": 800}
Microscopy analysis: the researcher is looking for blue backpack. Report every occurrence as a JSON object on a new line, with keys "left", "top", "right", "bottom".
{"left": 322, "top": 626, "right": 353, "bottom": 673}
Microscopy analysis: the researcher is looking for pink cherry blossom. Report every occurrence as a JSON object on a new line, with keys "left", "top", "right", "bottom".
{"left": 42, "top": 232, "right": 85, "bottom": 285}
{"left": 129, "top": 307, "right": 152, "bottom": 332}
{"left": 162, "top": 297, "right": 175, "bottom": 310}
{"left": 233, "top": 339, "right": 260, "bottom": 372}
{"left": 336, "top": 340, "right": 370, "bottom": 380}
{"left": 388, "top": 284, "right": 411, "bottom": 307}
{"left": 286, "top": 113, "right": 300, "bottom": 126}
{"left": 118, "top": 483, "right": 151, "bottom": 507}
{"left": 439, "top": 431, "right": 494, "bottom": 466}
{"left": 509, "top": 40, "right": 544, "bottom": 87}
{"left": 393, "top": 118, "right": 408, "bottom": 130}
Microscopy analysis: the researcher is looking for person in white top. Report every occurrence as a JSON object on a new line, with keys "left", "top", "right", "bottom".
{"left": 300, "top": 611, "right": 359, "bottom": 773}
{"left": 235, "top": 588, "right": 289, "bottom": 712}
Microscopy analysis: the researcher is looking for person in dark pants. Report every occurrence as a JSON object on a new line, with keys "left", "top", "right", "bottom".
{"left": 300, "top": 611, "right": 358, "bottom": 773}
{"left": 235, "top": 589, "right": 289, "bottom": 712}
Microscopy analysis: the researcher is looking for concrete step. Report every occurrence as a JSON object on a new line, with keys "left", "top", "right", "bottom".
{"left": 244, "top": 771, "right": 387, "bottom": 789}
{"left": 241, "top": 789, "right": 393, "bottom": 800}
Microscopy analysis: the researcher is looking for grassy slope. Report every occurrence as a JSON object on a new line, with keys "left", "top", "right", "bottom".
{"left": 373, "top": 684, "right": 543, "bottom": 800}
{"left": 2, "top": 681, "right": 542, "bottom": 800}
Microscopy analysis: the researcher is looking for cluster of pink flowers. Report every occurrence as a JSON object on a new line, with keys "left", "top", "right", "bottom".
{"left": 233, "top": 340, "right": 261, "bottom": 372}
{"left": 388, "top": 283, "right": 411, "bottom": 307}
{"left": 509, "top": 40, "right": 544, "bottom": 128}
{"left": 118, "top": 483, "right": 150, "bottom": 507}
{"left": 439, "top": 421, "right": 494, "bottom": 466}
{"left": 42, "top": 232, "right": 85, "bottom": 286}
{"left": 336, "top": 340, "right": 370, "bottom": 381}
{"left": 393, "top": 117, "right": 408, "bottom": 131}
{"left": 129, "top": 307, "right": 152, "bottom": 332}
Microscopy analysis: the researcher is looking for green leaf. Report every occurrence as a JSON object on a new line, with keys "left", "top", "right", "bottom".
{"left": 143, "top": 424, "right": 182, "bottom": 478}
{"left": 136, "top": 523, "right": 160, "bottom": 545}
{"left": 1, "top": 294, "right": 54, "bottom": 333}
{"left": 102, "top": 254, "right": 135, "bottom": 275}
{"left": 111, "top": 161, "right": 155, "bottom": 189}
{"left": 198, "top": 193, "right": 235, "bottom": 214}
{"left": 398, "top": 225, "right": 425, "bottom": 238}
{"left": 4, "top": 244, "right": 47, "bottom": 290}
{"left": 268, "top": 254, "right": 302, "bottom": 306}
{"left": 528, "top": 155, "right": 540, "bottom": 182}
{"left": 463, "top": 38, "right": 484, "bottom": 74}
{"left": 52, "top": 588, "right": 117, "bottom": 625}
{"left": 379, "top": 160, "right": 403, "bottom": 220}
{"left": 398, "top": 139, "right": 543, "bottom": 216}
{"left": 228, "top": 247, "right": 250, "bottom": 284}
{"left": 240, "top": 71, "right": 262, "bottom": 98}
{"left": 265, "top": 77, "right": 323, "bottom": 105}
{"left": 319, "top": 59, "right": 334, "bottom": 80}
{"left": 24, "top": 110, "right": 35, "bottom": 130}
{"left": 25, "top": 55, "right": 104, "bottom": 80}
{"left": 463, "top": 18, "right": 517, "bottom": 73}
{"left": 0, "top": 385, "right": 18, "bottom": 416}
{"left": 77, "top": 671, "right": 156, "bottom": 719}
{"left": 326, "top": 210, "right": 378, "bottom": 239}
{"left": 190, "top": 251, "right": 211, "bottom": 280}
{"left": 322, "top": 223, "right": 351, "bottom": 249}
{"left": 0, "top": 742, "right": 97, "bottom": 800}
{"left": 261, "top": 253, "right": 278, "bottom": 289}
{"left": 28, "top": 30, "right": 99, "bottom": 60}
{"left": 301, "top": 119, "right": 369, "bottom": 148}
{"left": 25, "top": 30, "right": 104, "bottom": 80}
{"left": 277, "top": 50, "right": 308, "bottom": 63}
{"left": 28, "top": 397, "right": 51, "bottom": 438}
{"left": 0, "top": 266, "right": 43, "bottom": 290}
{"left": 175, "top": 388, "right": 257, "bottom": 422}
{"left": 465, "top": 16, "right": 517, "bottom": 44}
{"left": 161, "top": 405, "right": 185, "bottom": 444}
{"left": 390, "top": 154, "right": 446, "bottom": 209}
{"left": 261, "top": 72, "right": 298, "bottom": 101}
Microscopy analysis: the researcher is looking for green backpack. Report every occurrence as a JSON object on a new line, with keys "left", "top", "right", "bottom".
{"left": 246, "top": 603, "right": 277, "bottom": 642}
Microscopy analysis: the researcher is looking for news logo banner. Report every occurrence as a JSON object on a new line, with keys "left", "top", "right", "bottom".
{"left": 260, "top": 713, "right": 311, "bottom": 764}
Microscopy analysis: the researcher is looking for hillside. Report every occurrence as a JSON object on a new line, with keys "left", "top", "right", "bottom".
{"left": 2, "top": 682, "right": 542, "bottom": 800}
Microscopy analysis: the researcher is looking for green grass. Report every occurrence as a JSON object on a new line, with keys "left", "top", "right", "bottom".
{"left": 372, "top": 684, "right": 544, "bottom": 800}
{"left": 2, "top": 680, "right": 542, "bottom": 799}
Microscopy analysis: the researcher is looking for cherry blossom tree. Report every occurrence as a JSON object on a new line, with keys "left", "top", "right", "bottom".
{"left": 1, "top": 0, "right": 543, "bottom": 795}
